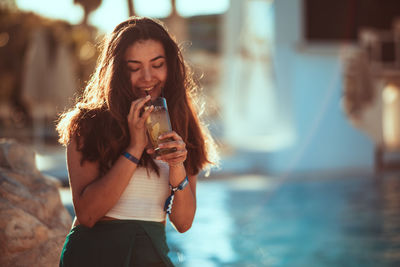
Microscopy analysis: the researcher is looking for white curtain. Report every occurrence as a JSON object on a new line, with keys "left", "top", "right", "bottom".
{"left": 222, "top": 0, "right": 293, "bottom": 151}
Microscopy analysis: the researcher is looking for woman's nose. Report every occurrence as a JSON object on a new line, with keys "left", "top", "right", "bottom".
{"left": 142, "top": 67, "right": 152, "bottom": 81}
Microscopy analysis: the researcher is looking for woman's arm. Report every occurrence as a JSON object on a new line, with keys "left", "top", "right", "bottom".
{"left": 67, "top": 139, "right": 143, "bottom": 228}
{"left": 152, "top": 131, "right": 197, "bottom": 233}
{"left": 68, "top": 96, "right": 152, "bottom": 228}
{"left": 168, "top": 164, "right": 197, "bottom": 233}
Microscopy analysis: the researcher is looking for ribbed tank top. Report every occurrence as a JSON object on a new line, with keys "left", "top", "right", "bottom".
{"left": 106, "top": 160, "right": 170, "bottom": 222}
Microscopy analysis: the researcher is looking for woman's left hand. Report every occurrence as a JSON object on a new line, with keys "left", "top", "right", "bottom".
{"left": 146, "top": 131, "right": 187, "bottom": 167}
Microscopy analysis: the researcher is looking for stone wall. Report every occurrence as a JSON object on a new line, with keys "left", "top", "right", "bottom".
{"left": 0, "top": 139, "right": 72, "bottom": 266}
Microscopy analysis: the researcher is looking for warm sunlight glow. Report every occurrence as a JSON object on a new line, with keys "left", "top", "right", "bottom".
{"left": 383, "top": 83, "right": 400, "bottom": 148}
{"left": 383, "top": 84, "right": 399, "bottom": 103}
{"left": 16, "top": 0, "right": 83, "bottom": 23}
{"left": 16, "top": 0, "right": 230, "bottom": 33}
{"left": 176, "top": 0, "right": 229, "bottom": 17}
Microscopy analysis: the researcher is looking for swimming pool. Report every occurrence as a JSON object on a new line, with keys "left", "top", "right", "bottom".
{"left": 165, "top": 173, "right": 400, "bottom": 267}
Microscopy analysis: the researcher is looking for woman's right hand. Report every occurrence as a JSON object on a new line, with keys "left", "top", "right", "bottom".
{"left": 127, "top": 95, "right": 153, "bottom": 151}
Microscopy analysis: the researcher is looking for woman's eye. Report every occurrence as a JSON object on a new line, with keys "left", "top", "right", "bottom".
{"left": 128, "top": 68, "right": 140, "bottom": 72}
{"left": 153, "top": 62, "right": 164, "bottom": 69}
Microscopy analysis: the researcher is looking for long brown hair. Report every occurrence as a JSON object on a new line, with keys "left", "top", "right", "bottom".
{"left": 57, "top": 17, "right": 218, "bottom": 176}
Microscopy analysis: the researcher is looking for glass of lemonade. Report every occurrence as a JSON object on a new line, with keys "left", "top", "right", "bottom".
{"left": 145, "top": 97, "right": 176, "bottom": 156}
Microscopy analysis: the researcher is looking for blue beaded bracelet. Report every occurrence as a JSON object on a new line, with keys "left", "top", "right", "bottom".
{"left": 164, "top": 176, "right": 189, "bottom": 214}
{"left": 123, "top": 152, "right": 140, "bottom": 165}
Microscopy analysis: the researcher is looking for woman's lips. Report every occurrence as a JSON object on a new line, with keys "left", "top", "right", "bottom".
{"left": 142, "top": 86, "right": 154, "bottom": 91}
{"left": 135, "top": 83, "right": 162, "bottom": 98}
{"left": 137, "top": 85, "right": 157, "bottom": 94}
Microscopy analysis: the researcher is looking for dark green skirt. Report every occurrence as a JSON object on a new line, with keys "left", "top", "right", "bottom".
{"left": 59, "top": 220, "right": 174, "bottom": 267}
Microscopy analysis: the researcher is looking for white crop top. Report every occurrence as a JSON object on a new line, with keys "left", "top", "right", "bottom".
{"left": 105, "top": 160, "right": 170, "bottom": 222}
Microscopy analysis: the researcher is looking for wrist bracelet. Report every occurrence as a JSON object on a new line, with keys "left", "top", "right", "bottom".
{"left": 123, "top": 152, "right": 140, "bottom": 165}
{"left": 164, "top": 176, "right": 189, "bottom": 214}
{"left": 170, "top": 176, "right": 189, "bottom": 192}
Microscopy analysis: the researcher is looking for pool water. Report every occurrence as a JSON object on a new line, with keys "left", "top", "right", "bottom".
{"left": 165, "top": 173, "right": 400, "bottom": 267}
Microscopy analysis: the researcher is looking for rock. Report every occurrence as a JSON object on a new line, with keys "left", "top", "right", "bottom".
{"left": 0, "top": 139, "right": 38, "bottom": 174}
{"left": 0, "top": 139, "right": 72, "bottom": 267}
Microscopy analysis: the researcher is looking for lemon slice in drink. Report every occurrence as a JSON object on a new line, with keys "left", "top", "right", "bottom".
{"left": 151, "top": 122, "right": 160, "bottom": 139}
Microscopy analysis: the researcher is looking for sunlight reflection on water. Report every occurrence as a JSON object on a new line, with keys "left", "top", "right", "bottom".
{"left": 166, "top": 174, "right": 400, "bottom": 267}
{"left": 167, "top": 181, "right": 238, "bottom": 266}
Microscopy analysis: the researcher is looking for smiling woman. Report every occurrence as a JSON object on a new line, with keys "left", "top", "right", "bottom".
{"left": 125, "top": 40, "right": 167, "bottom": 100}
{"left": 56, "top": 17, "right": 218, "bottom": 266}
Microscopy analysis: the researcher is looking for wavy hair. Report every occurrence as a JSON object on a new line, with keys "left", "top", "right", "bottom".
{"left": 57, "top": 17, "right": 218, "bottom": 176}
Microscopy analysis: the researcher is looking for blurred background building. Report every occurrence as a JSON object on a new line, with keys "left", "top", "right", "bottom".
{"left": 2, "top": 0, "right": 400, "bottom": 176}
{"left": 2, "top": 0, "right": 400, "bottom": 266}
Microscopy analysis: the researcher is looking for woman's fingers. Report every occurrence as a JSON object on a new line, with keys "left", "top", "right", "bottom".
{"left": 159, "top": 131, "right": 183, "bottom": 142}
{"left": 155, "top": 131, "right": 187, "bottom": 164}
{"left": 133, "top": 95, "right": 151, "bottom": 119}
{"left": 158, "top": 140, "right": 185, "bottom": 151}
{"left": 159, "top": 149, "right": 187, "bottom": 160}
{"left": 146, "top": 148, "right": 155, "bottom": 155}
{"left": 127, "top": 99, "right": 136, "bottom": 121}
{"left": 127, "top": 95, "right": 152, "bottom": 126}
{"left": 138, "top": 105, "right": 153, "bottom": 126}
{"left": 150, "top": 145, "right": 186, "bottom": 165}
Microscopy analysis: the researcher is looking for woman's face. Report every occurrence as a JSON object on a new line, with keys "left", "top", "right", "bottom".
{"left": 124, "top": 39, "right": 167, "bottom": 100}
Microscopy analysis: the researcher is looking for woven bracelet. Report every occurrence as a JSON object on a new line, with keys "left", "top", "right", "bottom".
{"left": 164, "top": 176, "right": 189, "bottom": 214}
{"left": 123, "top": 152, "right": 140, "bottom": 165}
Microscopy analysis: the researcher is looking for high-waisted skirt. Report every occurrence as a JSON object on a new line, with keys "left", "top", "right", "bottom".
{"left": 59, "top": 220, "right": 174, "bottom": 267}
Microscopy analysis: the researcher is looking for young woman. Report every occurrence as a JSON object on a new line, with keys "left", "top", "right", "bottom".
{"left": 57, "top": 17, "right": 218, "bottom": 266}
